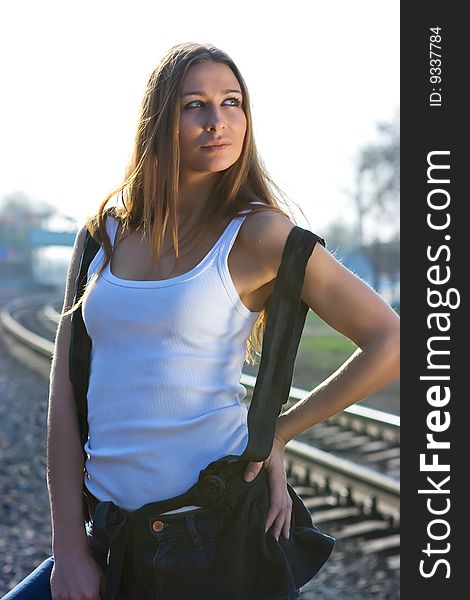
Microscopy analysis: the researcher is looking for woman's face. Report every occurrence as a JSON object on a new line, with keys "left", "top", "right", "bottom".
{"left": 178, "top": 61, "right": 247, "bottom": 178}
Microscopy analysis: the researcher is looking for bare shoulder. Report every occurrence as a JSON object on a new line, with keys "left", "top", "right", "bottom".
{"left": 238, "top": 209, "right": 296, "bottom": 280}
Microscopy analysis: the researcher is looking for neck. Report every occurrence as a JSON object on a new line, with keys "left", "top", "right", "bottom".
{"left": 177, "top": 171, "right": 220, "bottom": 225}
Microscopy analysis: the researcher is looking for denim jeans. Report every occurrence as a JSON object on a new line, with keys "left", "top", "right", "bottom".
{"left": 2, "top": 506, "right": 301, "bottom": 600}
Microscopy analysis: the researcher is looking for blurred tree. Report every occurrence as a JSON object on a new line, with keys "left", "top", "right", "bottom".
{"left": 355, "top": 110, "right": 400, "bottom": 246}
{"left": 323, "top": 219, "right": 357, "bottom": 257}
{"left": 0, "top": 191, "right": 57, "bottom": 274}
{"left": 331, "top": 115, "right": 400, "bottom": 305}
{"left": 0, "top": 191, "right": 55, "bottom": 226}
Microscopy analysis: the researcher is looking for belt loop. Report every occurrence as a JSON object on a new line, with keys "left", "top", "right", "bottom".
{"left": 91, "top": 501, "right": 115, "bottom": 538}
{"left": 91, "top": 501, "right": 132, "bottom": 600}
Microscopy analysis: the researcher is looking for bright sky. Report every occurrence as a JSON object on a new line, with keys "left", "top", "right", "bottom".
{"left": 0, "top": 0, "right": 399, "bottom": 235}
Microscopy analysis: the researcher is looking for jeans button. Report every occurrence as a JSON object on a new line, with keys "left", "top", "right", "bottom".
{"left": 152, "top": 520, "right": 165, "bottom": 532}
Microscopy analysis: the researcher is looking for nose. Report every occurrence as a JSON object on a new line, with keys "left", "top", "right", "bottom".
{"left": 204, "top": 105, "right": 226, "bottom": 132}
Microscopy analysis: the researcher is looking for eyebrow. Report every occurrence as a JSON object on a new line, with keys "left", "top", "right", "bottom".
{"left": 181, "top": 89, "right": 243, "bottom": 98}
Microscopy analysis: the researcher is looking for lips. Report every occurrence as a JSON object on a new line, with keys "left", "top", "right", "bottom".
{"left": 201, "top": 141, "right": 232, "bottom": 148}
{"left": 200, "top": 143, "right": 231, "bottom": 153}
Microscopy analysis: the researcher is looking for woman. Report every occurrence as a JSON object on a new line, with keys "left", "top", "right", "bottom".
{"left": 4, "top": 42, "right": 399, "bottom": 599}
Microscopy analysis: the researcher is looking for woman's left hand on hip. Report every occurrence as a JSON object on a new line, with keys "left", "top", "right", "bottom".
{"left": 243, "top": 435, "right": 292, "bottom": 541}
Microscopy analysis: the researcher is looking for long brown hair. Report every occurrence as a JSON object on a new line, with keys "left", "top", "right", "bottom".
{"left": 64, "top": 41, "right": 307, "bottom": 364}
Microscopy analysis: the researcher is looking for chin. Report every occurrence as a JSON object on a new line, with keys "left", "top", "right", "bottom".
{"left": 181, "top": 152, "right": 242, "bottom": 176}
{"left": 198, "top": 158, "right": 239, "bottom": 173}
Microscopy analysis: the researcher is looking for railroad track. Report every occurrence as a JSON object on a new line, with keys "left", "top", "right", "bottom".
{"left": 1, "top": 293, "right": 401, "bottom": 589}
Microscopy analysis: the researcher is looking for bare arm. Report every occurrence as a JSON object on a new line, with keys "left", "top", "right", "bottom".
{"left": 277, "top": 239, "right": 400, "bottom": 443}
{"left": 46, "top": 223, "right": 91, "bottom": 561}
{"left": 240, "top": 212, "right": 400, "bottom": 443}
{"left": 272, "top": 221, "right": 400, "bottom": 442}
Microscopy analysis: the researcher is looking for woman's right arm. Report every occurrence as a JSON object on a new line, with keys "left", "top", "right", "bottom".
{"left": 46, "top": 223, "right": 105, "bottom": 599}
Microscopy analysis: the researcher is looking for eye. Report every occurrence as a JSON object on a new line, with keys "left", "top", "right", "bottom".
{"left": 183, "top": 97, "right": 242, "bottom": 110}
{"left": 184, "top": 100, "right": 204, "bottom": 110}
{"left": 223, "top": 97, "right": 242, "bottom": 107}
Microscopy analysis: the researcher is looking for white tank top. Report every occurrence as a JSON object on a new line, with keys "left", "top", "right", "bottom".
{"left": 82, "top": 203, "right": 263, "bottom": 512}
